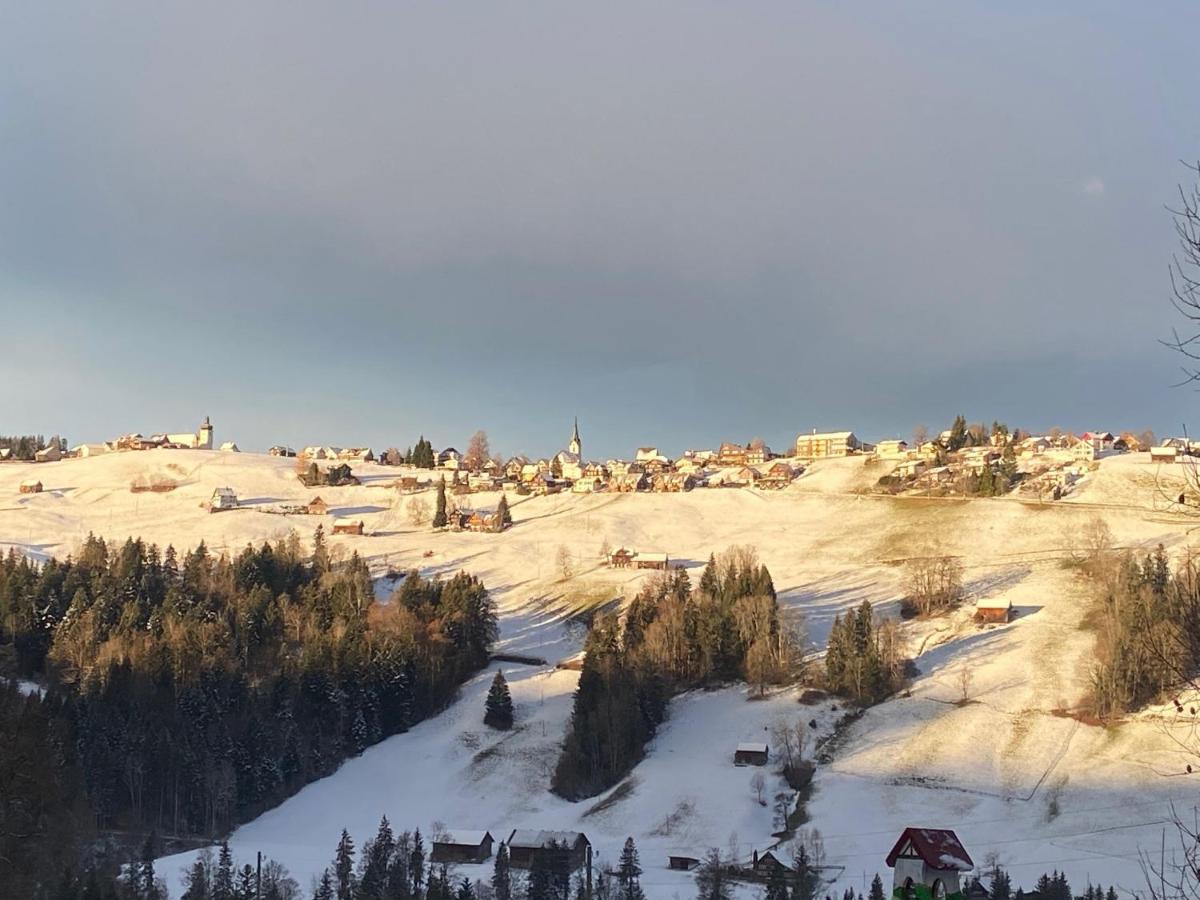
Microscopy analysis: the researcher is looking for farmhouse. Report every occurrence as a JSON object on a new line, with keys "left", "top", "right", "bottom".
{"left": 794, "top": 430, "right": 860, "bottom": 459}
{"left": 438, "top": 448, "right": 462, "bottom": 470}
{"left": 611, "top": 472, "right": 648, "bottom": 493}
{"left": 210, "top": 487, "right": 238, "bottom": 511}
{"left": 885, "top": 828, "right": 973, "bottom": 900}
{"left": 339, "top": 447, "right": 375, "bottom": 463}
{"left": 34, "top": 441, "right": 62, "bottom": 463}
{"left": 430, "top": 831, "right": 494, "bottom": 864}
{"left": 975, "top": 597, "right": 1012, "bottom": 624}
{"left": 609, "top": 548, "right": 636, "bottom": 568}
{"left": 636, "top": 552, "right": 669, "bottom": 570}
{"left": 305, "top": 496, "right": 329, "bottom": 516}
{"left": 332, "top": 517, "right": 364, "bottom": 535}
{"left": 653, "top": 473, "right": 695, "bottom": 493}
{"left": 746, "top": 444, "right": 772, "bottom": 465}
{"left": 19, "top": 479, "right": 43, "bottom": 494}
{"left": 506, "top": 830, "right": 591, "bottom": 874}
{"left": 758, "top": 462, "right": 796, "bottom": 489}
{"left": 717, "top": 442, "right": 749, "bottom": 467}
{"left": 752, "top": 850, "right": 789, "bottom": 876}
{"left": 734, "top": 742, "right": 769, "bottom": 766}
{"left": 723, "top": 466, "right": 759, "bottom": 487}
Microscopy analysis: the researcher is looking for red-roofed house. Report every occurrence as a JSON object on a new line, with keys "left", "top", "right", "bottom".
{"left": 886, "top": 828, "right": 973, "bottom": 900}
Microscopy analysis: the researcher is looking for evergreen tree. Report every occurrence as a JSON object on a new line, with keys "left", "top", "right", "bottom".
{"left": 235, "top": 864, "right": 255, "bottom": 900}
{"left": 990, "top": 867, "right": 1011, "bottom": 900}
{"left": 948, "top": 415, "right": 968, "bottom": 451}
{"left": 695, "top": 849, "right": 732, "bottom": 900}
{"left": 314, "top": 869, "right": 335, "bottom": 900}
{"left": 790, "top": 844, "right": 814, "bottom": 900}
{"left": 484, "top": 671, "right": 515, "bottom": 729}
{"left": 456, "top": 879, "right": 476, "bottom": 900}
{"left": 410, "top": 829, "right": 426, "bottom": 897}
{"left": 213, "top": 842, "right": 235, "bottom": 900}
{"left": 766, "top": 866, "right": 789, "bottom": 900}
{"left": 492, "top": 843, "right": 512, "bottom": 900}
{"left": 868, "top": 874, "right": 885, "bottom": 900}
{"left": 999, "top": 443, "right": 1018, "bottom": 482}
{"left": 617, "top": 837, "right": 644, "bottom": 900}
{"left": 335, "top": 829, "right": 356, "bottom": 900}
{"left": 433, "top": 479, "right": 448, "bottom": 529}
{"left": 182, "top": 854, "right": 211, "bottom": 900}
{"left": 495, "top": 495, "right": 512, "bottom": 532}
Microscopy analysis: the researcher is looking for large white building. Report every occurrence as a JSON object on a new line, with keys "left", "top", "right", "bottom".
{"left": 167, "top": 416, "right": 214, "bottom": 449}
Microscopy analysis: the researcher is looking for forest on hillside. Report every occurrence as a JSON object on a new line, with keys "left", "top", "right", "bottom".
{"left": 0, "top": 531, "right": 497, "bottom": 897}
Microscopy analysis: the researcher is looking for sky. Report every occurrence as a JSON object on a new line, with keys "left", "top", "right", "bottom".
{"left": 2, "top": 2, "right": 1200, "bottom": 459}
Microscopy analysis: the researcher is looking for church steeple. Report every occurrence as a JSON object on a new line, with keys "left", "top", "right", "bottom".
{"left": 568, "top": 417, "right": 582, "bottom": 456}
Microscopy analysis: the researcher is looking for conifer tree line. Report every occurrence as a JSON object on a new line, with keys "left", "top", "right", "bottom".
{"left": 823, "top": 600, "right": 905, "bottom": 704}
{"left": 1084, "top": 540, "right": 1200, "bottom": 718}
{"left": 0, "top": 432, "right": 52, "bottom": 459}
{"left": 0, "top": 532, "right": 497, "bottom": 895}
{"left": 553, "top": 547, "right": 803, "bottom": 800}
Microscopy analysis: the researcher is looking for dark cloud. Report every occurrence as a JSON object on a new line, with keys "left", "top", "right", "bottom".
{"left": 1, "top": 2, "right": 1197, "bottom": 456}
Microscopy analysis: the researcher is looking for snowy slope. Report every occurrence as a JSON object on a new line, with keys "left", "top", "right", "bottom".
{"left": 0, "top": 450, "right": 1195, "bottom": 897}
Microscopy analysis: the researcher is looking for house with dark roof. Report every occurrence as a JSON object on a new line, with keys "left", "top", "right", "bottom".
{"left": 430, "top": 830, "right": 494, "bottom": 864}
{"left": 505, "top": 830, "right": 590, "bottom": 874}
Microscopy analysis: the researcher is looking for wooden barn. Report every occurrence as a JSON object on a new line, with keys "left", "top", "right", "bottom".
{"left": 975, "top": 597, "right": 1012, "bottom": 624}
{"left": 734, "top": 742, "right": 769, "bottom": 766}
{"left": 505, "top": 830, "right": 591, "bottom": 874}
{"left": 332, "top": 517, "right": 364, "bottom": 535}
{"left": 19, "top": 479, "right": 42, "bottom": 494}
{"left": 430, "top": 830, "right": 494, "bottom": 864}
{"left": 636, "top": 552, "right": 669, "bottom": 570}
{"left": 752, "top": 850, "right": 789, "bottom": 875}
{"left": 210, "top": 487, "right": 238, "bottom": 511}
{"left": 306, "top": 496, "right": 329, "bottom": 516}
{"left": 668, "top": 856, "right": 700, "bottom": 871}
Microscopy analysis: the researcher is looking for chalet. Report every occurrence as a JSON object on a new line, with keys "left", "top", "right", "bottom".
{"left": 794, "top": 430, "right": 860, "bottom": 459}
{"left": 1151, "top": 445, "right": 1179, "bottom": 464}
{"left": 306, "top": 496, "right": 329, "bottom": 516}
{"left": 723, "top": 466, "right": 759, "bottom": 487}
{"left": 752, "top": 850, "right": 789, "bottom": 876}
{"left": 674, "top": 457, "right": 706, "bottom": 476}
{"left": 885, "top": 828, "right": 973, "bottom": 900}
{"left": 572, "top": 476, "right": 604, "bottom": 493}
{"left": 467, "top": 511, "right": 501, "bottom": 532}
{"left": 19, "top": 479, "right": 43, "bottom": 494}
{"left": 876, "top": 439, "right": 909, "bottom": 459}
{"left": 758, "top": 462, "right": 796, "bottom": 489}
{"left": 642, "top": 457, "right": 671, "bottom": 476}
{"left": 668, "top": 856, "right": 700, "bottom": 871}
{"left": 339, "top": 447, "right": 375, "bottom": 463}
{"left": 611, "top": 472, "right": 648, "bottom": 493}
{"left": 636, "top": 552, "right": 669, "bottom": 570}
{"left": 734, "top": 742, "right": 769, "bottom": 766}
{"left": 894, "top": 459, "right": 928, "bottom": 480}
{"left": 746, "top": 444, "right": 772, "bottom": 465}
{"left": 975, "top": 597, "right": 1012, "bottom": 624}
{"left": 438, "top": 448, "right": 462, "bottom": 470}
{"left": 431, "top": 831, "right": 494, "bottom": 865}
{"left": 332, "top": 517, "right": 364, "bottom": 535}
{"left": 506, "top": 831, "right": 591, "bottom": 874}
{"left": 528, "top": 472, "right": 564, "bottom": 495}
{"left": 653, "top": 473, "right": 695, "bottom": 493}
{"left": 609, "top": 548, "right": 636, "bottom": 568}
{"left": 482, "top": 458, "right": 501, "bottom": 475}
{"left": 583, "top": 462, "right": 609, "bottom": 479}
{"left": 505, "top": 456, "right": 530, "bottom": 480}
{"left": 1020, "top": 436, "right": 1051, "bottom": 458}
{"left": 717, "top": 442, "right": 749, "bottom": 467}
{"left": 1117, "top": 432, "right": 1143, "bottom": 452}
{"left": 210, "top": 487, "right": 238, "bottom": 511}
{"left": 301, "top": 446, "right": 329, "bottom": 460}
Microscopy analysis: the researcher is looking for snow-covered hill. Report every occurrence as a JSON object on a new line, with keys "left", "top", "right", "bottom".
{"left": 1, "top": 450, "right": 1195, "bottom": 897}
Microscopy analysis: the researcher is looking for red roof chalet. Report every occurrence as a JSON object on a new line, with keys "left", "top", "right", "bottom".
{"left": 885, "top": 828, "right": 973, "bottom": 872}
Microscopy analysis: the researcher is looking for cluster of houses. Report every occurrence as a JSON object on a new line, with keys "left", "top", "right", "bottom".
{"left": 607, "top": 548, "right": 670, "bottom": 570}
{"left": 428, "top": 830, "right": 591, "bottom": 877}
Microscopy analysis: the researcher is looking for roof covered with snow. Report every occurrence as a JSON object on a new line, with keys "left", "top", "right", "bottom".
{"left": 435, "top": 830, "right": 493, "bottom": 847}
{"left": 736, "top": 742, "right": 768, "bottom": 753}
{"left": 885, "top": 828, "right": 973, "bottom": 871}
{"left": 506, "top": 830, "right": 587, "bottom": 850}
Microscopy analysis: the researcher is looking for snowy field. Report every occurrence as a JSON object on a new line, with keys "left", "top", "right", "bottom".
{"left": 1, "top": 450, "right": 1197, "bottom": 897}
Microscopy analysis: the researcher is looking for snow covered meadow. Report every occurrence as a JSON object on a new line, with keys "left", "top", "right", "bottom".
{"left": 1, "top": 449, "right": 1196, "bottom": 897}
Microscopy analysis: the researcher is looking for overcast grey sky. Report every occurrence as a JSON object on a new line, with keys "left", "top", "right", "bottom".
{"left": 2, "top": 2, "right": 1198, "bottom": 458}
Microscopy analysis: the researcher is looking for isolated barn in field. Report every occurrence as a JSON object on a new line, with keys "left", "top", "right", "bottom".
{"left": 975, "top": 597, "right": 1012, "bottom": 624}
{"left": 332, "top": 517, "right": 364, "bottom": 535}
{"left": 19, "top": 479, "right": 43, "bottom": 494}
{"left": 505, "top": 830, "right": 591, "bottom": 874}
{"left": 668, "top": 856, "right": 700, "bottom": 871}
{"left": 1151, "top": 445, "right": 1179, "bottom": 464}
{"left": 305, "top": 496, "right": 329, "bottom": 516}
{"left": 430, "top": 831, "right": 494, "bottom": 864}
{"left": 209, "top": 487, "right": 238, "bottom": 511}
{"left": 636, "top": 552, "right": 669, "bottom": 570}
{"left": 734, "top": 742, "right": 769, "bottom": 766}
{"left": 886, "top": 827, "right": 973, "bottom": 900}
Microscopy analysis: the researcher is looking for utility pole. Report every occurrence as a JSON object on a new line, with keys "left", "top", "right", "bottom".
{"left": 256, "top": 850, "right": 262, "bottom": 899}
